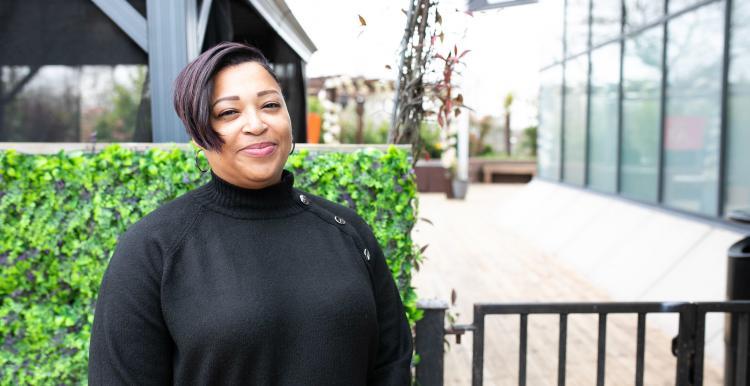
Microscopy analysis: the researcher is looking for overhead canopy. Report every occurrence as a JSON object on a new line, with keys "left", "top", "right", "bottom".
{"left": 246, "top": 0, "right": 316, "bottom": 62}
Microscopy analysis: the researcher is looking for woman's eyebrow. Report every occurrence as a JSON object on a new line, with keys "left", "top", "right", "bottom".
{"left": 257, "top": 89, "right": 280, "bottom": 97}
{"left": 212, "top": 96, "right": 239, "bottom": 107}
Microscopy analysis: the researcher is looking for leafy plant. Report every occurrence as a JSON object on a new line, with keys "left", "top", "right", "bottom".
{"left": 0, "top": 145, "right": 422, "bottom": 385}
{"left": 518, "top": 125, "right": 538, "bottom": 157}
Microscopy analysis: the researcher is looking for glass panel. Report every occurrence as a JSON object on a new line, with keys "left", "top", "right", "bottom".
{"left": 663, "top": 2, "right": 723, "bottom": 215}
{"left": 621, "top": 27, "right": 662, "bottom": 202}
{"left": 566, "top": 0, "right": 591, "bottom": 57}
{"left": 591, "top": 0, "right": 621, "bottom": 46}
{"left": 563, "top": 55, "right": 589, "bottom": 186}
{"left": 725, "top": 0, "right": 750, "bottom": 214}
{"left": 624, "top": 0, "right": 664, "bottom": 32}
{"left": 588, "top": 43, "right": 620, "bottom": 192}
{"left": 669, "top": 0, "right": 705, "bottom": 15}
{"left": 0, "top": 65, "right": 150, "bottom": 142}
{"left": 538, "top": 66, "right": 564, "bottom": 180}
{"left": 539, "top": 0, "right": 566, "bottom": 66}
{"left": 0, "top": 0, "right": 151, "bottom": 142}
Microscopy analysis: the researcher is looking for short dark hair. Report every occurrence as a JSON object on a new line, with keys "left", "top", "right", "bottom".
{"left": 173, "top": 42, "right": 279, "bottom": 151}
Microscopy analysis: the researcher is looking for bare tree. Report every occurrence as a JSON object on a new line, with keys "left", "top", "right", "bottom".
{"left": 388, "top": 0, "right": 439, "bottom": 160}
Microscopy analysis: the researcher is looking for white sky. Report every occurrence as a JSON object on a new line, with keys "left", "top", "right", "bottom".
{"left": 285, "top": 0, "right": 545, "bottom": 129}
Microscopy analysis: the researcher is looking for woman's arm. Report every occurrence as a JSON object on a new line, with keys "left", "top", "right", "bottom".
{"left": 355, "top": 222, "right": 413, "bottom": 386}
{"left": 88, "top": 226, "right": 174, "bottom": 385}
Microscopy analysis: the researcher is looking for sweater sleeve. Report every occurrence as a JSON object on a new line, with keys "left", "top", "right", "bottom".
{"left": 88, "top": 226, "right": 174, "bottom": 385}
{"left": 357, "top": 222, "right": 414, "bottom": 386}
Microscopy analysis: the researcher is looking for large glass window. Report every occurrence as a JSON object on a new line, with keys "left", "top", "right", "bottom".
{"left": 725, "top": 0, "right": 750, "bottom": 214}
{"left": 621, "top": 27, "right": 662, "bottom": 202}
{"left": 0, "top": 0, "right": 151, "bottom": 142}
{"left": 669, "top": 0, "right": 708, "bottom": 15}
{"left": 663, "top": 2, "right": 724, "bottom": 215}
{"left": 591, "top": 0, "right": 621, "bottom": 46}
{"left": 588, "top": 43, "right": 620, "bottom": 192}
{"left": 563, "top": 55, "right": 588, "bottom": 186}
{"left": 624, "top": 0, "right": 664, "bottom": 32}
{"left": 538, "top": 66, "right": 564, "bottom": 181}
{"left": 539, "top": 0, "right": 566, "bottom": 67}
{"left": 1, "top": 66, "right": 149, "bottom": 142}
{"left": 566, "top": 0, "right": 591, "bottom": 57}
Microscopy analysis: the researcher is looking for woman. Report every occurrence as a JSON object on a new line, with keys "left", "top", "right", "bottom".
{"left": 88, "top": 42, "right": 413, "bottom": 385}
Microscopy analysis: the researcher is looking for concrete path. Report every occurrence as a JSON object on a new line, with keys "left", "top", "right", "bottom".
{"left": 411, "top": 184, "right": 723, "bottom": 386}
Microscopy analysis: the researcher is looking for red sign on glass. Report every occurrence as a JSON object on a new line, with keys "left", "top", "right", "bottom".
{"left": 664, "top": 116, "right": 705, "bottom": 150}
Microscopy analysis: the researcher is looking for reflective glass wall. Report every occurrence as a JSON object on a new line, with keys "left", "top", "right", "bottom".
{"left": 537, "top": 0, "right": 749, "bottom": 220}
{"left": 725, "top": 0, "right": 750, "bottom": 215}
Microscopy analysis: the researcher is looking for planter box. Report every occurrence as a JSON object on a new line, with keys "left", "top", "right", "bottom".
{"left": 415, "top": 160, "right": 451, "bottom": 194}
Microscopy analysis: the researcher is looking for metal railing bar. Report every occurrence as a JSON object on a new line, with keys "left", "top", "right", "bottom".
{"left": 736, "top": 313, "right": 749, "bottom": 386}
{"left": 635, "top": 312, "right": 646, "bottom": 386}
{"left": 694, "top": 310, "right": 707, "bottom": 386}
{"left": 558, "top": 313, "right": 568, "bottom": 386}
{"left": 596, "top": 313, "right": 607, "bottom": 386}
{"left": 696, "top": 301, "right": 750, "bottom": 313}
{"left": 519, "top": 314, "right": 528, "bottom": 386}
{"left": 475, "top": 302, "right": 687, "bottom": 315}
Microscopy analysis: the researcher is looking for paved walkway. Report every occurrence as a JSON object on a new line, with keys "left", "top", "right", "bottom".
{"left": 411, "top": 184, "right": 723, "bottom": 386}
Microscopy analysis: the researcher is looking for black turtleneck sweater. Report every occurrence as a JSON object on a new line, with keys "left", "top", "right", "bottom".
{"left": 88, "top": 170, "right": 413, "bottom": 385}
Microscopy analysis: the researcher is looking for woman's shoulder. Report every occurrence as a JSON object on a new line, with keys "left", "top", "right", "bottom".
{"left": 119, "top": 190, "right": 204, "bottom": 250}
{"left": 294, "top": 189, "right": 376, "bottom": 240}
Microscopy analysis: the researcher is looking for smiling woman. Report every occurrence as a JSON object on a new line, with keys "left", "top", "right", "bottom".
{"left": 205, "top": 61, "right": 292, "bottom": 189}
{"left": 88, "top": 42, "right": 413, "bottom": 385}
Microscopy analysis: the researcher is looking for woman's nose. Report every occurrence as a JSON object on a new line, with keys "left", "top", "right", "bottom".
{"left": 241, "top": 111, "right": 267, "bottom": 135}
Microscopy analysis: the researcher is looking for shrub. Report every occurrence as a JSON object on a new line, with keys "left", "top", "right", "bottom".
{"left": 0, "top": 144, "right": 421, "bottom": 384}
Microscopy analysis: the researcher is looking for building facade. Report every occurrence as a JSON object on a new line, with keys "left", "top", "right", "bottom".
{"left": 537, "top": 0, "right": 749, "bottom": 221}
{"left": 0, "top": 0, "right": 316, "bottom": 145}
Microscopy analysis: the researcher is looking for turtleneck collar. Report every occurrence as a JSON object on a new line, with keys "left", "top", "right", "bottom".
{"left": 193, "top": 169, "right": 305, "bottom": 219}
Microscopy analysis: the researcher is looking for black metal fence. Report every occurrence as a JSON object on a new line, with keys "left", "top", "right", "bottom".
{"left": 415, "top": 301, "right": 750, "bottom": 386}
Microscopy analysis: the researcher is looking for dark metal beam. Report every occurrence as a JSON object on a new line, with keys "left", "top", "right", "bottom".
{"left": 657, "top": 0, "right": 668, "bottom": 204}
{"left": 616, "top": 0, "right": 625, "bottom": 194}
{"left": 90, "top": 0, "right": 148, "bottom": 52}
{"left": 583, "top": 0, "right": 592, "bottom": 187}
{"left": 717, "top": 0, "right": 733, "bottom": 218}
{"left": 197, "top": 0, "right": 213, "bottom": 52}
{"left": 560, "top": 0, "right": 568, "bottom": 182}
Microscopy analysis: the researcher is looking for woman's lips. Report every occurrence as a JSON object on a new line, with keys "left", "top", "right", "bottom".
{"left": 240, "top": 142, "right": 277, "bottom": 157}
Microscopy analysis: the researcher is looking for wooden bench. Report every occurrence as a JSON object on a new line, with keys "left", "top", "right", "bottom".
{"left": 482, "top": 161, "right": 536, "bottom": 183}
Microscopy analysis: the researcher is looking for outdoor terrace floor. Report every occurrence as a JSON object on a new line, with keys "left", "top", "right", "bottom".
{"left": 411, "top": 183, "right": 723, "bottom": 386}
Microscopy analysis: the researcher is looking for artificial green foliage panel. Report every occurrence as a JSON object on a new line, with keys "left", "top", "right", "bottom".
{"left": 0, "top": 145, "right": 422, "bottom": 385}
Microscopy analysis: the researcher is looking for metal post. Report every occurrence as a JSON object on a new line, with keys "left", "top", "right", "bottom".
{"left": 472, "top": 305, "right": 486, "bottom": 386}
{"left": 675, "top": 304, "right": 697, "bottom": 386}
{"left": 726, "top": 210, "right": 750, "bottom": 386}
{"left": 146, "top": 0, "right": 193, "bottom": 143}
{"left": 415, "top": 299, "right": 449, "bottom": 386}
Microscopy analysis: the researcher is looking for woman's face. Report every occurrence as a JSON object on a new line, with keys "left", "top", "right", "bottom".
{"left": 203, "top": 61, "right": 292, "bottom": 189}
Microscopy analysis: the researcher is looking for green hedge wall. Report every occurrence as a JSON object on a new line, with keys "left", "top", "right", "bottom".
{"left": 0, "top": 145, "right": 422, "bottom": 385}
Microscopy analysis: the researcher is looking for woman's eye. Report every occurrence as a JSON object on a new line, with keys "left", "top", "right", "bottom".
{"left": 218, "top": 110, "right": 237, "bottom": 118}
{"left": 263, "top": 102, "right": 281, "bottom": 109}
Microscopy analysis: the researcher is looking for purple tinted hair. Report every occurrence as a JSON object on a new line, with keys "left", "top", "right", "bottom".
{"left": 173, "top": 42, "right": 279, "bottom": 151}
